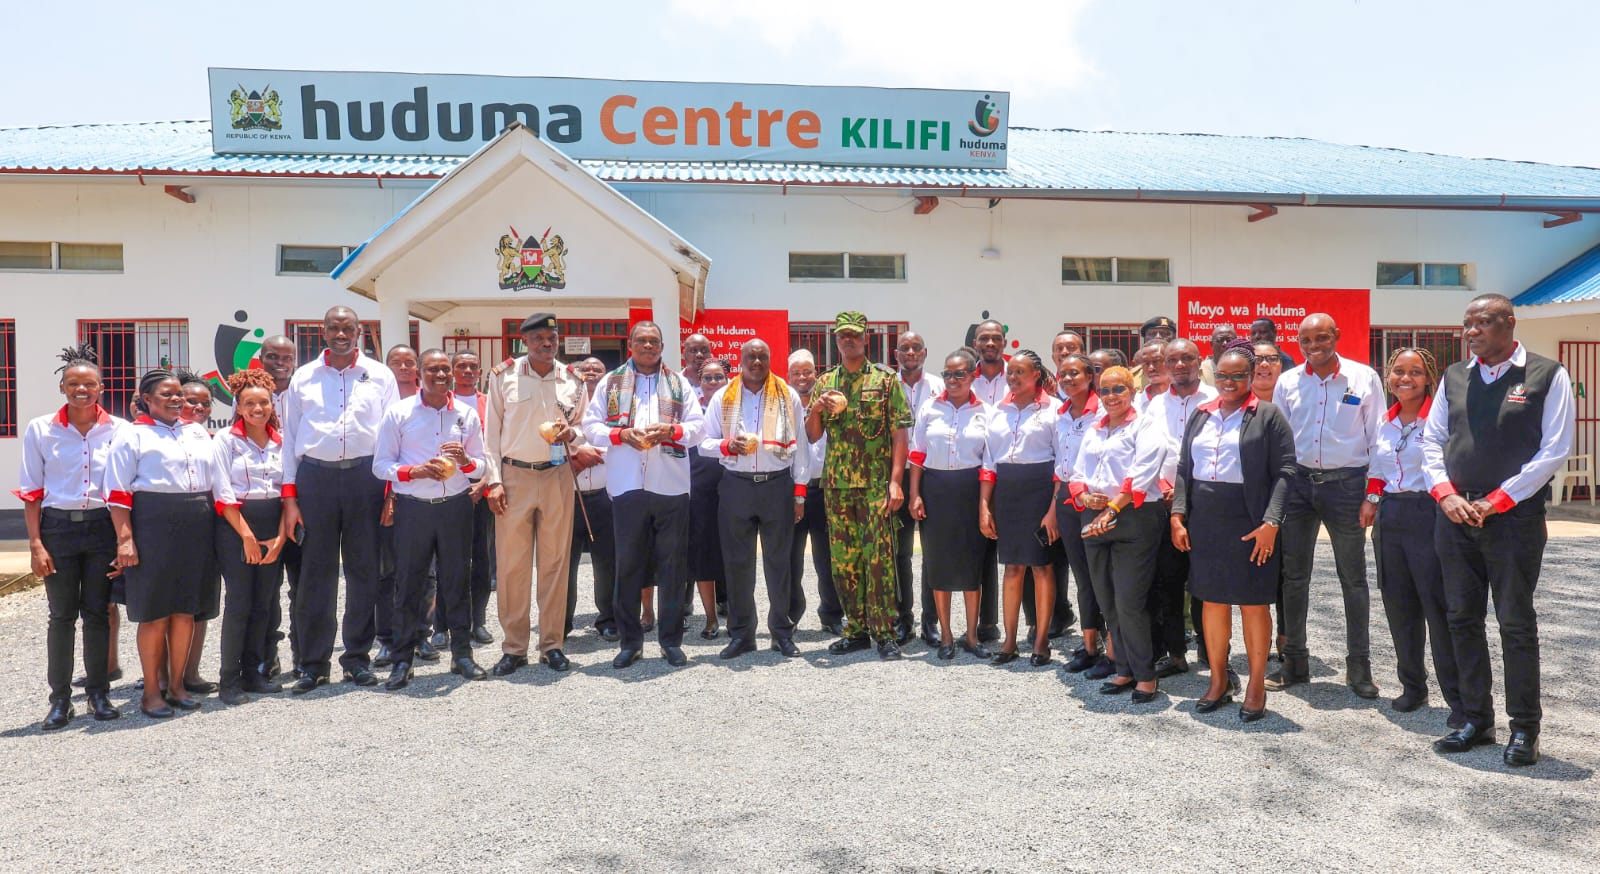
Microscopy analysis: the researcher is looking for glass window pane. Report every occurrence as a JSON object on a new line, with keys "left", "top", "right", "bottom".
{"left": 279, "top": 245, "right": 345, "bottom": 275}
{"left": 1377, "top": 263, "right": 1419, "bottom": 286}
{"left": 1061, "top": 257, "right": 1112, "bottom": 283}
{"left": 848, "top": 253, "right": 904, "bottom": 280}
{"left": 0, "top": 241, "right": 51, "bottom": 269}
{"left": 1424, "top": 263, "right": 1466, "bottom": 287}
{"left": 788, "top": 252, "right": 845, "bottom": 279}
{"left": 1117, "top": 258, "right": 1169, "bottom": 283}
{"left": 59, "top": 243, "right": 123, "bottom": 271}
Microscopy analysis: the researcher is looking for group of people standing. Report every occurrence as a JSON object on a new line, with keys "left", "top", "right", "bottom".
{"left": 19, "top": 297, "right": 1573, "bottom": 767}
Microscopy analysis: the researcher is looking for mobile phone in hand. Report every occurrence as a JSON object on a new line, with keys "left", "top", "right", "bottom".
{"left": 1033, "top": 526, "right": 1053, "bottom": 548}
{"left": 293, "top": 522, "right": 305, "bottom": 543}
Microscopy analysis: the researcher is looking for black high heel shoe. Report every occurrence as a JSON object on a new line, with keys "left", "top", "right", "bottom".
{"left": 163, "top": 694, "right": 202, "bottom": 711}
{"left": 991, "top": 649, "right": 1019, "bottom": 665}
{"left": 1195, "top": 692, "right": 1234, "bottom": 713}
{"left": 1239, "top": 703, "right": 1267, "bottom": 722}
{"left": 1098, "top": 679, "right": 1135, "bottom": 695}
{"left": 1131, "top": 684, "right": 1159, "bottom": 704}
{"left": 1029, "top": 648, "right": 1052, "bottom": 667}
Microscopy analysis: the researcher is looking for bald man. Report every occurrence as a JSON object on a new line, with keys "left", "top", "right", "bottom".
{"left": 682, "top": 333, "right": 714, "bottom": 393}
{"left": 894, "top": 331, "right": 942, "bottom": 645}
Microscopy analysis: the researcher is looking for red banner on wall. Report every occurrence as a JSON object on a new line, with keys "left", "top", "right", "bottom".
{"left": 680, "top": 309, "right": 790, "bottom": 371}
{"left": 1178, "top": 287, "right": 1371, "bottom": 363}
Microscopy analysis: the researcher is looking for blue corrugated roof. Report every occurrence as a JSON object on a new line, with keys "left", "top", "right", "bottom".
{"left": 5, "top": 120, "right": 1600, "bottom": 205}
{"left": 1513, "top": 242, "right": 1600, "bottom": 307}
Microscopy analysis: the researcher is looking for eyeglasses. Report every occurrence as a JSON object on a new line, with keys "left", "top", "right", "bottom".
{"left": 701, "top": 373, "right": 729, "bottom": 384}
{"left": 1090, "top": 364, "right": 1105, "bottom": 374}
{"left": 940, "top": 370, "right": 971, "bottom": 381}
{"left": 1097, "top": 385, "right": 1130, "bottom": 397}
{"left": 1215, "top": 372, "right": 1251, "bottom": 383}
{"left": 1256, "top": 354, "right": 1282, "bottom": 364}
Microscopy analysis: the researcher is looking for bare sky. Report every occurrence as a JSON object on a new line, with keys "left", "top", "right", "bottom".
{"left": 3, "top": 0, "right": 1594, "bottom": 166}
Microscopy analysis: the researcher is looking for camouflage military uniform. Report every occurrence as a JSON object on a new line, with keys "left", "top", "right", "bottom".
{"left": 817, "top": 360, "right": 913, "bottom": 641}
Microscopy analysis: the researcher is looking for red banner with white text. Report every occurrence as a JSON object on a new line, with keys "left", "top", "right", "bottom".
{"left": 1179, "top": 287, "right": 1370, "bottom": 363}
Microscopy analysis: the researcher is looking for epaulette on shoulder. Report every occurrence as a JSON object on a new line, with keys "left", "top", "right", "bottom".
{"left": 490, "top": 357, "right": 516, "bottom": 376}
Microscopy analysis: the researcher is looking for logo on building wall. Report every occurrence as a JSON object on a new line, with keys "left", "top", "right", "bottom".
{"left": 969, "top": 95, "right": 1000, "bottom": 137}
{"left": 201, "top": 311, "right": 267, "bottom": 406}
{"left": 228, "top": 85, "right": 284, "bottom": 132}
{"left": 496, "top": 226, "right": 568, "bottom": 292}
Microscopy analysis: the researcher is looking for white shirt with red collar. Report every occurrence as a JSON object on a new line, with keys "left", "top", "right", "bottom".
{"left": 1067, "top": 407, "right": 1164, "bottom": 508}
{"left": 1188, "top": 395, "right": 1255, "bottom": 486}
{"left": 280, "top": 349, "right": 400, "bottom": 491}
{"left": 899, "top": 370, "right": 945, "bottom": 422}
{"left": 1133, "top": 384, "right": 1166, "bottom": 414}
{"left": 1366, "top": 399, "right": 1432, "bottom": 496}
{"left": 982, "top": 392, "right": 1059, "bottom": 479}
{"left": 372, "top": 392, "right": 485, "bottom": 500}
{"left": 1052, "top": 392, "right": 1101, "bottom": 483}
{"left": 13, "top": 405, "right": 125, "bottom": 510}
{"left": 1419, "top": 341, "right": 1576, "bottom": 512}
{"left": 1272, "top": 353, "right": 1385, "bottom": 470}
{"left": 910, "top": 392, "right": 990, "bottom": 472}
{"left": 1146, "top": 383, "right": 1219, "bottom": 489}
{"left": 212, "top": 421, "right": 285, "bottom": 513}
{"left": 972, "top": 368, "right": 1008, "bottom": 407}
{"left": 104, "top": 415, "right": 218, "bottom": 507}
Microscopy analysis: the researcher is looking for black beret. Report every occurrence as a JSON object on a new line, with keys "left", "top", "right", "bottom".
{"left": 519, "top": 312, "right": 558, "bottom": 333}
{"left": 1140, "top": 315, "right": 1176, "bottom": 336}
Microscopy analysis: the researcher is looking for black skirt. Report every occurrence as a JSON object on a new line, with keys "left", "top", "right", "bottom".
{"left": 123, "top": 491, "right": 217, "bottom": 622}
{"left": 995, "top": 461, "right": 1055, "bottom": 567}
{"left": 687, "top": 447, "right": 724, "bottom": 581}
{"left": 1187, "top": 481, "right": 1279, "bottom": 606}
{"left": 920, "top": 467, "right": 985, "bottom": 592}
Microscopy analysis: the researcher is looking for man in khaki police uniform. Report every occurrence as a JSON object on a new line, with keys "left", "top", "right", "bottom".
{"left": 482, "top": 313, "right": 600, "bottom": 676}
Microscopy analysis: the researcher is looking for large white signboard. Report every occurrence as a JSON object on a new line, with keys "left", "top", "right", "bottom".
{"left": 209, "top": 68, "right": 1009, "bottom": 168}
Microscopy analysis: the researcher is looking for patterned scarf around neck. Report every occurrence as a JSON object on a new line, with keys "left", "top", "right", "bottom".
{"left": 601, "top": 360, "right": 688, "bottom": 458}
{"left": 720, "top": 371, "right": 796, "bottom": 461}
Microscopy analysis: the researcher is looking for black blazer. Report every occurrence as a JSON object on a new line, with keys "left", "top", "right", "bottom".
{"left": 1171, "top": 399, "right": 1296, "bottom": 526}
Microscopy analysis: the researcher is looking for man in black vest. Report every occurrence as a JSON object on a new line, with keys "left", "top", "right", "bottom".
{"left": 1421, "top": 293, "right": 1575, "bottom": 767}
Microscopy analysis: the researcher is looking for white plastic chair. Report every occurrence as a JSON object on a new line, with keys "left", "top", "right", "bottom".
{"left": 1552, "top": 454, "right": 1595, "bottom": 507}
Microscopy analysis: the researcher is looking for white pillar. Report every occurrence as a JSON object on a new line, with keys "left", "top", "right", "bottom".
{"left": 378, "top": 285, "right": 411, "bottom": 356}
{"left": 653, "top": 286, "right": 681, "bottom": 371}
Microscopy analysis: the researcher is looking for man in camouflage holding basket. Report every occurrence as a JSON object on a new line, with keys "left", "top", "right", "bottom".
{"left": 804, "top": 311, "right": 913, "bottom": 660}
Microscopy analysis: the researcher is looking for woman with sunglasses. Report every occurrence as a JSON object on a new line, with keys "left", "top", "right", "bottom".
{"left": 1171, "top": 341, "right": 1296, "bottom": 721}
{"left": 686, "top": 357, "right": 731, "bottom": 639}
{"left": 1049, "top": 352, "right": 1114, "bottom": 677}
{"left": 980, "top": 350, "right": 1060, "bottom": 666}
{"left": 1068, "top": 365, "right": 1165, "bottom": 702}
{"left": 909, "top": 349, "right": 992, "bottom": 660}
{"left": 1363, "top": 347, "right": 1463, "bottom": 726}
{"left": 1250, "top": 341, "right": 1290, "bottom": 660}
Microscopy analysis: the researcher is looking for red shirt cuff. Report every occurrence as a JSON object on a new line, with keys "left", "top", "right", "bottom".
{"left": 108, "top": 490, "right": 133, "bottom": 509}
{"left": 1487, "top": 488, "right": 1516, "bottom": 513}
{"left": 1067, "top": 481, "right": 1087, "bottom": 500}
{"left": 459, "top": 460, "right": 476, "bottom": 474}
{"left": 1366, "top": 478, "right": 1385, "bottom": 497}
{"left": 11, "top": 487, "right": 44, "bottom": 503}
{"left": 1158, "top": 478, "right": 1173, "bottom": 494}
{"left": 794, "top": 483, "right": 806, "bottom": 498}
{"left": 1430, "top": 482, "right": 1458, "bottom": 503}
{"left": 1122, "top": 477, "right": 1146, "bottom": 508}
{"left": 281, "top": 483, "right": 298, "bottom": 499}
{"left": 908, "top": 450, "right": 927, "bottom": 468}
{"left": 719, "top": 438, "right": 734, "bottom": 457}
{"left": 671, "top": 424, "right": 684, "bottom": 442}
{"left": 397, "top": 465, "right": 413, "bottom": 483}
{"left": 978, "top": 469, "right": 997, "bottom": 483}
{"left": 609, "top": 428, "right": 624, "bottom": 446}
{"left": 214, "top": 500, "right": 241, "bottom": 516}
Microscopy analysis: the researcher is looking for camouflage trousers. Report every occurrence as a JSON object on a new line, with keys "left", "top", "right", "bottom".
{"left": 825, "top": 488, "right": 899, "bottom": 640}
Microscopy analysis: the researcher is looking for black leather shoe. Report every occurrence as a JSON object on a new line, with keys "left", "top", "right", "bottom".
{"left": 372, "top": 644, "right": 394, "bottom": 668}
{"left": 662, "top": 646, "right": 689, "bottom": 667}
{"left": 263, "top": 658, "right": 281, "bottom": 681}
{"left": 1030, "top": 648, "right": 1052, "bottom": 667}
{"left": 827, "top": 636, "right": 871, "bottom": 654}
{"left": 385, "top": 662, "right": 414, "bottom": 690}
{"left": 720, "top": 639, "right": 756, "bottom": 660}
{"left": 821, "top": 621, "right": 844, "bottom": 637}
{"left": 141, "top": 702, "right": 175, "bottom": 719}
{"left": 1239, "top": 704, "right": 1267, "bottom": 723}
{"left": 991, "top": 649, "right": 1019, "bottom": 665}
{"left": 492, "top": 654, "right": 528, "bottom": 676}
{"left": 416, "top": 638, "right": 441, "bottom": 662}
{"left": 472, "top": 625, "right": 494, "bottom": 645}
{"left": 1098, "top": 680, "right": 1135, "bottom": 695}
{"left": 430, "top": 631, "right": 449, "bottom": 649}
{"left": 1064, "top": 647, "right": 1098, "bottom": 673}
{"left": 1085, "top": 656, "right": 1117, "bottom": 680}
{"left": 1391, "top": 690, "right": 1429, "bottom": 713}
{"left": 1131, "top": 685, "right": 1159, "bottom": 704}
{"left": 921, "top": 628, "right": 942, "bottom": 648}
{"left": 1195, "top": 692, "right": 1234, "bottom": 714}
{"left": 1264, "top": 655, "right": 1309, "bottom": 691}
{"left": 241, "top": 674, "right": 283, "bottom": 694}
{"left": 771, "top": 638, "right": 801, "bottom": 658}
{"left": 1433, "top": 722, "right": 1497, "bottom": 754}
{"left": 959, "top": 639, "right": 991, "bottom": 660}
{"left": 1154, "top": 655, "right": 1189, "bottom": 678}
{"left": 291, "top": 673, "right": 329, "bottom": 695}
{"left": 1346, "top": 656, "right": 1380, "bottom": 699}
{"left": 343, "top": 668, "right": 379, "bottom": 687}
{"left": 183, "top": 679, "right": 219, "bottom": 695}
{"left": 894, "top": 626, "right": 913, "bottom": 646}
{"left": 42, "top": 701, "right": 74, "bottom": 731}
{"left": 612, "top": 648, "right": 642, "bottom": 669}
{"left": 87, "top": 692, "right": 120, "bottom": 721}
{"left": 699, "top": 623, "right": 721, "bottom": 640}
{"left": 451, "top": 657, "right": 488, "bottom": 680}
{"left": 977, "top": 623, "right": 1001, "bottom": 643}
{"left": 540, "top": 649, "right": 571, "bottom": 672}
{"left": 1503, "top": 731, "right": 1540, "bottom": 767}
{"left": 163, "top": 694, "right": 202, "bottom": 711}
{"left": 599, "top": 625, "right": 621, "bottom": 643}
{"left": 1447, "top": 712, "right": 1467, "bottom": 730}
{"left": 877, "top": 640, "right": 903, "bottom": 661}
{"left": 934, "top": 644, "right": 956, "bottom": 660}
{"left": 218, "top": 683, "right": 250, "bottom": 706}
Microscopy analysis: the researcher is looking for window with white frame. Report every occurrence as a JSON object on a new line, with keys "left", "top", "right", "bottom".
{"left": 0, "top": 241, "right": 123, "bottom": 273}
{"left": 1061, "top": 257, "right": 1169, "bottom": 284}
{"left": 278, "top": 245, "right": 352, "bottom": 276}
{"left": 788, "top": 252, "right": 906, "bottom": 281}
{"left": 1376, "top": 262, "right": 1471, "bottom": 289}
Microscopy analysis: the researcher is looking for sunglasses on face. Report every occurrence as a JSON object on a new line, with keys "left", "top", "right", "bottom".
{"left": 1256, "top": 354, "right": 1281, "bottom": 364}
{"left": 1097, "top": 385, "right": 1130, "bottom": 397}
{"left": 940, "top": 370, "right": 971, "bottom": 381}
{"left": 1215, "top": 372, "right": 1251, "bottom": 383}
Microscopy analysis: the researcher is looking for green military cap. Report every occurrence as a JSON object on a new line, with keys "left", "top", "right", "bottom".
{"left": 833, "top": 311, "right": 868, "bottom": 334}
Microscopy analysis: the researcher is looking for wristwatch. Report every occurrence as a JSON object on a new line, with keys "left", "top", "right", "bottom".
{"left": 1364, "top": 494, "right": 1382, "bottom": 505}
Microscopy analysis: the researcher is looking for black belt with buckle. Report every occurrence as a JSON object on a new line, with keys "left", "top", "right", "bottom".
{"left": 727, "top": 470, "right": 792, "bottom": 484}
{"left": 42, "top": 507, "right": 111, "bottom": 522}
{"left": 396, "top": 492, "right": 467, "bottom": 506}
{"left": 1294, "top": 465, "right": 1366, "bottom": 484}
{"left": 503, "top": 457, "right": 558, "bottom": 471}
{"left": 579, "top": 487, "right": 607, "bottom": 497}
{"left": 300, "top": 455, "right": 372, "bottom": 471}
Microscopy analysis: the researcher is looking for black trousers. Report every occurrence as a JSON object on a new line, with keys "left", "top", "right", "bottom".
{"left": 269, "top": 538, "right": 300, "bottom": 668}
{"left": 468, "top": 494, "right": 493, "bottom": 628}
{"left": 215, "top": 499, "right": 284, "bottom": 684}
{"left": 1377, "top": 493, "right": 1462, "bottom": 714}
{"left": 391, "top": 493, "right": 473, "bottom": 663}
{"left": 1150, "top": 513, "right": 1193, "bottom": 660}
{"left": 1280, "top": 468, "right": 1371, "bottom": 660}
{"left": 1086, "top": 502, "right": 1163, "bottom": 682}
{"left": 567, "top": 489, "right": 616, "bottom": 634}
{"left": 40, "top": 512, "right": 116, "bottom": 703}
{"left": 894, "top": 468, "right": 935, "bottom": 635}
{"left": 792, "top": 479, "right": 838, "bottom": 627}
{"left": 980, "top": 539, "right": 1000, "bottom": 628}
{"left": 720, "top": 472, "right": 799, "bottom": 644}
{"left": 1056, "top": 500, "right": 1102, "bottom": 632}
{"left": 293, "top": 458, "right": 385, "bottom": 676}
{"left": 1435, "top": 496, "right": 1546, "bottom": 734}
{"left": 613, "top": 490, "right": 690, "bottom": 649}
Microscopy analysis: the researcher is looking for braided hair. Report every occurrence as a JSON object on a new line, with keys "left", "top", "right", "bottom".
{"left": 1219, "top": 337, "right": 1259, "bottom": 369}
{"left": 1010, "top": 348, "right": 1053, "bottom": 397}
{"left": 132, "top": 368, "right": 178, "bottom": 416}
{"left": 55, "top": 343, "right": 99, "bottom": 376}
{"left": 224, "top": 368, "right": 281, "bottom": 431}
{"left": 1383, "top": 346, "right": 1440, "bottom": 396}
{"left": 173, "top": 368, "right": 206, "bottom": 387}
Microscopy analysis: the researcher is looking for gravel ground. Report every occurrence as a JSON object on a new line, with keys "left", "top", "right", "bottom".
{"left": 1, "top": 536, "right": 1597, "bottom": 872}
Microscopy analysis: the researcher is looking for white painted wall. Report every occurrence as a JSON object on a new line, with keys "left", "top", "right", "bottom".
{"left": 2, "top": 175, "right": 1598, "bottom": 508}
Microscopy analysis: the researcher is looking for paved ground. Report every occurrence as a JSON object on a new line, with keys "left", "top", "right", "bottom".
{"left": 1, "top": 531, "right": 1597, "bottom": 871}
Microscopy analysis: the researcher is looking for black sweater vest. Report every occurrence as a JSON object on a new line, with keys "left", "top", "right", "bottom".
{"left": 1441, "top": 350, "right": 1560, "bottom": 494}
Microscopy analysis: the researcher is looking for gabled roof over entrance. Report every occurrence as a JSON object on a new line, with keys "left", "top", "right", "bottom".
{"left": 332, "top": 123, "right": 709, "bottom": 319}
